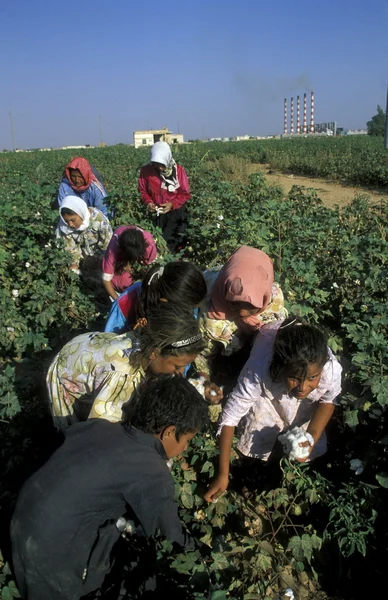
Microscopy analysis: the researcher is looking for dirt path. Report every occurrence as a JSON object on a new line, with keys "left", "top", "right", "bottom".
{"left": 248, "top": 164, "right": 388, "bottom": 208}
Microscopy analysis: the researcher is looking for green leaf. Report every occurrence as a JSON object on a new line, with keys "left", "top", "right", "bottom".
{"left": 210, "top": 591, "right": 228, "bottom": 600}
{"left": 7, "top": 582, "right": 21, "bottom": 598}
{"left": 376, "top": 473, "right": 388, "bottom": 488}
{"left": 200, "top": 460, "right": 213, "bottom": 474}
{"left": 259, "top": 540, "right": 275, "bottom": 556}
{"left": 180, "top": 483, "right": 194, "bottom": 509}
{"left": 210, "top": 552, "right": 231, "bottom": 571}
{"left": 344, "top": 408, "right": 359, "bottom": 428}
{"left": 256, "top": 552, "right": 272, "bottom": 570}
{"left": 1, "top": 587, "right": 14, "bottom": 600}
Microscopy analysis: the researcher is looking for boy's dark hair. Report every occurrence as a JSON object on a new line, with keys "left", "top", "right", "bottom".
{"left": 116, "top": 229, "right": 148, "bottom": 274}
{"left": 124, "top": 375, "right": 209, "bottom": 440}
{"left": 137, "top": 261, "right": 206, "bottom": 319}
{"left": 132, "top": 304, "right": 206, "bottom": 364}
{"left": 269, "top": 316, "right": 329, "bottom": 382}
{"left": 61, "top": 208, "right": 77, "bottom": 217}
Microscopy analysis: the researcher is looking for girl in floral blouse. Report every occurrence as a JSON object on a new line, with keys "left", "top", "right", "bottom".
{"left": 47, "top": 307, "right": 205, "bottom": 427}
{"left": 55, "top": 196, "right": 112, "bottom": 274}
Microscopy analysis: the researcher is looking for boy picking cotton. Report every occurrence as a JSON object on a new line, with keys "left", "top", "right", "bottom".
{"left": 11, "top": 376, "right": 208, "bottom": 600}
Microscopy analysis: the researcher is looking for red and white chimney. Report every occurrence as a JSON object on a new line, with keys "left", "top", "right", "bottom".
{"left": 290, "top": 97, "right": 294, "bottom": 134}
{"left": 303, "top": 93, "right": 307, "bottom": 134}
{"left": 296, "top": 96, "right": 300, "bottom": 134}
{"left": 310, "top": 91, "right": 315, "bottom": 134}
{"left": 284, "top": 98, "right": 288, "bottom": 135}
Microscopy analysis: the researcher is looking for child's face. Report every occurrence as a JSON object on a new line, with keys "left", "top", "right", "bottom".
{"left": 62, "top": 212, "right": 83, "bottom": 229}
{"left": 148, "top": 352, "right": 198, "bottom": 376}
{"left": 162, "top": 429, "right": 197, "bottom": 458}
{"left": 286, "top": 362, "right": 323, "bottom": 399}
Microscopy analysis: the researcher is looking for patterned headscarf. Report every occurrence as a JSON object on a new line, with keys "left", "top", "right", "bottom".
{"left": 64, "top": 157, "right": 97, "bottom": 192}
{"left": 208, "top": 246, "right": 274, "bottom": 332}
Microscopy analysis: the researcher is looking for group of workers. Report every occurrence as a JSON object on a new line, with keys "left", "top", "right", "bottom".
{"left": 9, "top": 142, "right": 343, "bottom": 600}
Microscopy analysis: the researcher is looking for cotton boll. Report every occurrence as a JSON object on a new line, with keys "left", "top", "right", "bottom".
{"left": 210, "top": 390, "right": 218, "bottom": 397}
{"left": 278, "top": 427, "right": 314, "bottom": 461}
{"left": 116, "top": 517, "right": 127, "bottom": 532}
{"left": 188, "top": 377, "right": 206, "bottom": 398}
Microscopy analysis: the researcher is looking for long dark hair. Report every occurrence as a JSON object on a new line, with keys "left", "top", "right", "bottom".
{"left": 137, "top": 261, "right": 207, "bottom": 319}
{"left": 131, "top": 305, "right": 206, "bottom": 367}
{"left": 269, "top": 317, "right": 329, "bottom": 382}
{"left": 115, "top": 228, "right": 148, "bottom": 275}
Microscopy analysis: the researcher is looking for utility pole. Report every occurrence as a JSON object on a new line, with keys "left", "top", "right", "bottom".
{"left": 385, "top": 84, "right": 388, "bottom": 150}
{"left": 99, "top": 115, "right": 103, "bottom": 146}
{"left": 9, "top": 111, "right": 16, "bottom": 151}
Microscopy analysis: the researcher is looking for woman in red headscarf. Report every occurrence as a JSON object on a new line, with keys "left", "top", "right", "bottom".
{"left": 57, "top": 157, "right": 109, "bottom": 216}
{"left": 196, "top": 246, "right": 288, "bottom": 378}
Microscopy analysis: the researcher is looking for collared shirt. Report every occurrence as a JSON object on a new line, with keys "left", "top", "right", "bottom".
{"left": 219, "top": 321, "right": 342, "bottom": 460}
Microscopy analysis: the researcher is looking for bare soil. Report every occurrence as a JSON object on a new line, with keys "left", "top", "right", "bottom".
{"left": 248, "top": 163, "right": 388, "bottom": 208}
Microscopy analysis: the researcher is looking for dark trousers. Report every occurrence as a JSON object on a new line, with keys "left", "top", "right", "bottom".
{"left": 155, "top": 205, "right": 188, "bottom": 253}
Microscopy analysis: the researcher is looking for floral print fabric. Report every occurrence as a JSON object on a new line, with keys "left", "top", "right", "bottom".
{"left": 56, "top": 208, "right": 112, "bottom": 267}
{"left": 47, "top": 331, "right": 144, "bottom": 426}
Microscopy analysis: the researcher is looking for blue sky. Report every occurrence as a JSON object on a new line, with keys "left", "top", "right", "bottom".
{"left": 1, "top": 0, "right": 387, "bottom": 149}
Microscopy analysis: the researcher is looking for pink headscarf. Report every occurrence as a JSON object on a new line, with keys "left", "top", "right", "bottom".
{"left": 208, "top": 246, "right": 274, "bottom": 332}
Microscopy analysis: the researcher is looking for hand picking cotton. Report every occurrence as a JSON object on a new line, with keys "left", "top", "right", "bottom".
{"left": 278, "top": 427, "right": 314, "bottom": 460}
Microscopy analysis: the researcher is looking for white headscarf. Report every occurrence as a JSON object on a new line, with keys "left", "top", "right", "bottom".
{"left": 150, "top": 141, "right": 179, "bottom": 191}
{"left": 150, "top": 141, "right": 173, "bottom": 169}
{"left": 58, "top": 196, "right": 91, "bottom": 236}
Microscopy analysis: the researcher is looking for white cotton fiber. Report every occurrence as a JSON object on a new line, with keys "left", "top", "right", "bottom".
{"left": 278, "top": 427, "right": 314, "bottom": 460}
{"left": 189, "top": 377, "right": 223, "bottom": 401}
{"left": 188, "top": 376, "right": 206, "bottom": 397}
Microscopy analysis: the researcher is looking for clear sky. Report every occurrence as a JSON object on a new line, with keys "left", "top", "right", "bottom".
{"left": 1, "top": 0, "right": 387, "bottom": 149}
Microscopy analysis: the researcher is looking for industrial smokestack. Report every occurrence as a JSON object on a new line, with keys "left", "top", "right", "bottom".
{"left": 290, "top": 97, "right": 294, "bottom": 134}
{"left": 296, "top": 96, "right": 300, "bottom": 134}
{"left": 310, "top": 91, "right": 315, "bottom": 134}
{"left": 284, "top": 98, "right": 288, "bottom": 135}
{"left": 303, "top": 93, "right": 307, "bottom": 134}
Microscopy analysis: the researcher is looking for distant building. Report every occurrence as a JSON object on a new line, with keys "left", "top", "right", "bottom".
{"left": 133, "top": 127, "right": 184, "bottom": 149}
{"left": 314, "top": 122, "right": 337, "bottom": 136}
{"left": 61, "top": 145, "right": 92, "bottom": 150}
{"left": 346, "top": 129, "right": 368, "bottom": 135}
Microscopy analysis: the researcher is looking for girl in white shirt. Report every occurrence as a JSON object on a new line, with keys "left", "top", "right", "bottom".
{"left": 205, "top": 317, "right": 342, "bottom": 502}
